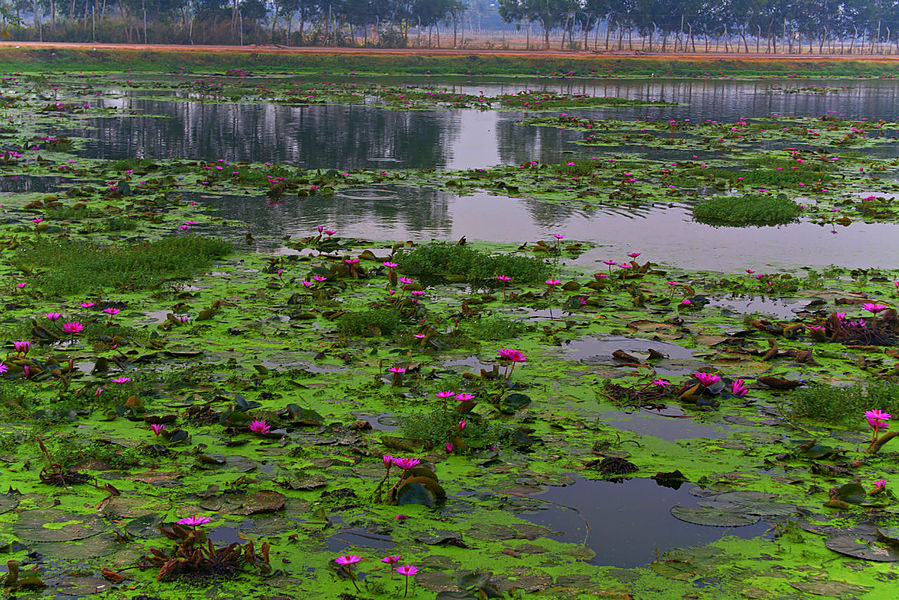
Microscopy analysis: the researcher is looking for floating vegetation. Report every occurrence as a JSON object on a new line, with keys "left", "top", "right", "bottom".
{"left": 692, "top": 193, "right": 802, "bottom": 226}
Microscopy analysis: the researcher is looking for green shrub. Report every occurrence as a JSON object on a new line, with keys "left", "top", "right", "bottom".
{"left": 693, "top": 193, "right": 801, "bottom": 226}
{"left": 16, "top": 235, "right": 232, "bottom": 295}
{"left": 337, "top": 308, "right": 402, "bottom": 336}
{"left": 792, "top": 382, "right": 899, "bottom": 426}
{"left": 396, "top": 242, "right": 547, "bottom": 283}
{"left": 468, "top": 315, "right": 526, "bottom": 341}
{"left": 401, "top": 408, "right": 501, "bottom": 450}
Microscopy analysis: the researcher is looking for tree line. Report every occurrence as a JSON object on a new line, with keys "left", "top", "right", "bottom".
{"left": 7, "top": 0, "right": 899, "bottom": 52}
{"left": 498, "top": 0, "right": 899, "bottom": 53}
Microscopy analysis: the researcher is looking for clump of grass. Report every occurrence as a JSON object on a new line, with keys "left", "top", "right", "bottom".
{"left": 401, "top": 409, "right": 501, "bottom": 450}
{"left": 792, "top": 382, "right": 899, "bottom": 426}
{"left": 693, "top": 193, "right": 801, "bottom": 226}
{"left": 396, "top": 242, "right": 547, "bottom": 283}
{"left": 16, "top": 235, "right": 231, "bottom": 295}
{"left": 337, "top": 307, "right": 402, "bottom": 337}
{"left": 468, "top": 315, "right": 527, "bottom": 341}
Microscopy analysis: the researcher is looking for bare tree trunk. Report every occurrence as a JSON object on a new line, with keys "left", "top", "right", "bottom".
{"left": 559, "top": 12, "right": 569, "bottom": 50}
{"left": 605, "top": 17, "right": 612, "bottom": 50}
{"left": 33, "top": 0, "right": 42, "bottom": 40}
{"left": 723, "top": 26, "right": 728, "bottom": 52}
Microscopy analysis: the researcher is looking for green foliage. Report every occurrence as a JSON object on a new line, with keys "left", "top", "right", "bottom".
{"left": 16, "top": 235, "right": 232, "bottom": 295}
{"left": 52, "top": 437, "right": 143, "bottom": 469}
{"left": 693, "top": 193, "right": 801, "bottom": 226}
{"left": 397, "top": 243, "right": 547, "bottom": 283}
{"left": 337, "top": 307, "right": 402, "bottom": 337}
{"left": 792, "top": 383, "right": 899, "bottom": 426}
{"left": 401, "top": 408, "right": 501, "bottom": 450}
{"left": 468, "top": 315, "right": 526, "bottom": 341}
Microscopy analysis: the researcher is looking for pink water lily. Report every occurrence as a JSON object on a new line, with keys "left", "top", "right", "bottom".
{"left": 694, "top": 372, "right": 721, "bottom": 387}
{"left": 62, "top": 321, "right": 84, "bottom": 335}
{"left": 865, "top": 409, "right": 890, "bottom": 442}
{"left": 177, "top": 515, "right": 211, "bottom": 527}
{"left": 12, "top": 340, "right": 30, "bottom": 355}
{"left": 455, "top": 393, "right": 475, "bottom": 402}
{"left": 335, "top": 554, "right": 361, "bottom": 566}
{"left": 396, "top": 564, "right": 418, "bottom": 597}
{"left": 249, "top": 419, "right": 271, "bottom": 434}
{"left": 731, "top": 379, "right": 748, "bottom": 398}
{"left": 45, "top": 312, "right": 62, "bottom": 321}
{"left": 150, "top": 423, "right": 165, "bottom": 436}
{"left": 392, "top": 457, "right": 420, "bottom": 470}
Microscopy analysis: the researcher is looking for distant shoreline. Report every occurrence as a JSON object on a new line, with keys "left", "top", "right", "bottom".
{"left": 5, "top": 41, "right": 899, "bottom": 75}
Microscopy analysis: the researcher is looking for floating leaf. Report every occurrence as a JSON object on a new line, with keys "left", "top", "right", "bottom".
{"left": 833, "top": 482, "right": 866, "bottom": 505}
{"left": 0, "top": 494, "right": 19, "bottom": 515}
{"left": 498, "top": 393, "right": 531, "bottom": 414}
{"left": 669, "top": 505, "right": 760, "bottom": 527}
{"left": 14, "top": 510, "right": 103, "bottom": 542}
{"left": 825, "top": 535, "right": 899, "bottom": 562}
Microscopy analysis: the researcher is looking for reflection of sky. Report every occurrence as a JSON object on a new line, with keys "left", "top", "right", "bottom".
{"left": 202, "top": 187, "right": 899, "bottom": 272}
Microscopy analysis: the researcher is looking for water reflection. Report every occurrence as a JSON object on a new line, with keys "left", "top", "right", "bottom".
{"left": 201, "top": 186, "right": 899, "bottom": 270}
{"left": 62, "top": 77, "right": 899, "bottom": 169}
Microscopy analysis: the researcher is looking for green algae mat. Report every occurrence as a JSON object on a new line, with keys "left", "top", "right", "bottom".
{"left": 0, "top": 70, "right": 897, "bottom": 600}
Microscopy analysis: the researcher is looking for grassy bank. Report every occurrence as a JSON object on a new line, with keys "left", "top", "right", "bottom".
{"left": 4, "top": 45, "right": 899, "bottom": 76}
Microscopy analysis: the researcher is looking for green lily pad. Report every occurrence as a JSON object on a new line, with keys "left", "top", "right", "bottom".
{"left": 833, "top": 482, "right": 867, "bottom": 505}
{"left": 669, "top": 505, "right": 760, "bottom": 527}
{"left": 14, "top": 510, "right": 103, "bottom": 542}
{"left": 0, "top": 493, "right": 19, "bottom": 515}
{"left": 825, "top": 535, "right": 899, "bottom": 562}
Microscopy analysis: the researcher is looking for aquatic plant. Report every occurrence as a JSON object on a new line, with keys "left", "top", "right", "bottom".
{"left": 396, "top": 564, "right": 418, "bottom": 598}
{"left": 334, "top": 554, "right": 361, "bottom": 592}
{"left": 792, "top": 382, "right": 899, "bottom": 426}
{"left": 337, "top": 308, "right": 402, "bottom": 337}
{"left": 146, "top": 520, "right": 270, "bottom": 581}
{"left": 497, "top": 348, "right": 527, "bottom": 380}
{"left": 693, "top": 193, "right": 801, "bottom": 226}
{"left": 15, "top": 236, "right": 231, "bottom": 295}
{"left": 396, "top": 242, "right": 547, "bottom": 284}
{"left": 865, "top": 409, "right": 890, "bottom": 442}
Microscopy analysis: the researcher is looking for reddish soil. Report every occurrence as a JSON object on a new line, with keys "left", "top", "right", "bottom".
{"left": 4, "top": 40, "right": 899, "bottom": 63}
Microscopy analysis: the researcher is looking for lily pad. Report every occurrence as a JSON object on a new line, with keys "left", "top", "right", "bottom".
{"left": 669, "top": 505, "right": 760, "bottom": 527}
{"left": 0, "top": 494, "right": 19, "bottom": 515}
{"left": 14, "top": 510, "right": 103, "bottom": 542}
{"left": 825, "top": 535, "right": 899, "bottom": 562}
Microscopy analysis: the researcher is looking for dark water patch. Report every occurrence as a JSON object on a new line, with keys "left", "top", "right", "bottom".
{"left": 602, "top": 406, "right": 729, "bottom": 441}
{"left": 517, "top": 477, "right": 769, "bottom": 568}
{"left": 560, "top": 336, "right": 696, "bottom": 377}
{"left": 326, "top": 528, "right": 395, "bottom": 552}
{"left": 352, "top": 412, "right": 400, "bottom": 431}
{"left": 442, "top": 355, "right": 495, "bottom": 372}
{"left": 706, "top": 295, "right": 806, "bottom": 320}
{"left": 207, "top": 525, "right": 248, "bottom": 546}
{"left": 0, "top": 175, "right": 68, "bottom": 193}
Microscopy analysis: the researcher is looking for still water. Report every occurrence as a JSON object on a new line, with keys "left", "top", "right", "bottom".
{"left": 63, "top": 76, "right": 899, "bottom": 169}
{"left": 201, "top": 187, "right": 899, "bottom": 270}
{"left": 46, "top": 76, "right": 899, "bottom": 269}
